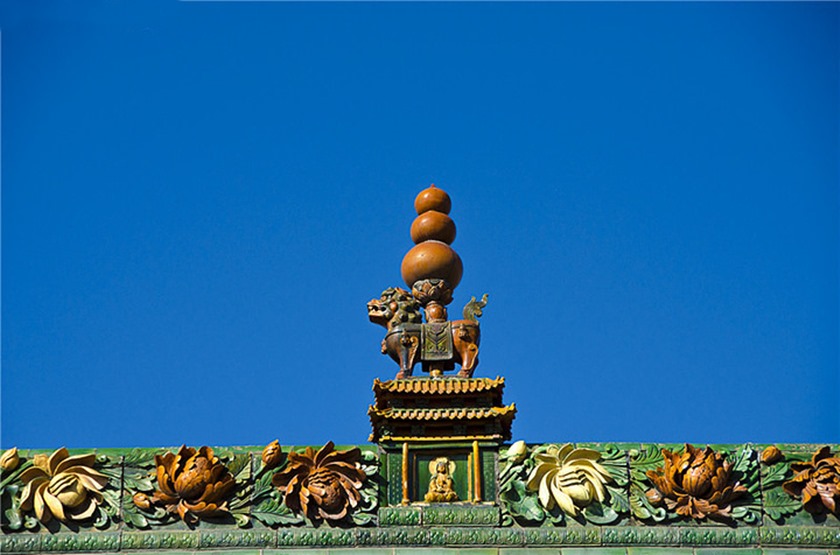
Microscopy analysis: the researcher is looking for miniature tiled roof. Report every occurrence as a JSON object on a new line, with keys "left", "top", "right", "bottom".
{"left": 372, "top": 377, "right": 505, "bottom": 395}
{"left": 368, "top": 404, "right": 516, "bottom": 421}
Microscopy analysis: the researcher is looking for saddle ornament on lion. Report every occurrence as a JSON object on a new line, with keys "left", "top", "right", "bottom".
{"left": 367, "top": 185, "right": 489, "bottom": 379}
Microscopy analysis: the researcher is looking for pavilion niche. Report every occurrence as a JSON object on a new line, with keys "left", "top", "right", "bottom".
{"left": 366, "top": 185, "right": 516, "bottom": 507}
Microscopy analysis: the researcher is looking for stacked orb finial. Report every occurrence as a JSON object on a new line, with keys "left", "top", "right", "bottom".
{"left": 400, "top": 185, "right": 463, "bottom": 309}
{"left": 368, "top": 183, "right": 489, "bottom": 379}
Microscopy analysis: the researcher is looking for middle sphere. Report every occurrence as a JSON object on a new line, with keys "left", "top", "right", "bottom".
{"left": 410, "top": 211, "right": 456, "bottom": 245}
{"left": 401, "top": 241, "right": 463, "bottom": 290}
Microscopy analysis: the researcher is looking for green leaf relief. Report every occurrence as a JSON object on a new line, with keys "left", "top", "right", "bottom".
{"left": 583, "top": 502, "right": 619, "bottom": 525}
{"left": 500, "top": 479, "right": 544, "bottom": 524}
{"left": 600, "top": 445, "right": 629, "bottom": 486}
{"left": 764, "top": 489, "right": 801, "bottom": 522}
{"left": 629, "top": 482, "right": 666, "bottom": 522}
{"left": 233, "top": 513, "right": 250, "bottom": 528}
{"left": 762, "top": 461, "right": 791, "bottom": 488}
{"left": 606, "top": 483, "right": 630, "bottom": 514}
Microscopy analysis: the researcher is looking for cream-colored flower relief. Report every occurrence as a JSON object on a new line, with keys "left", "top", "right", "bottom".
{"left": 526, "top": 443, "right": 612, "bottom": 516}
{"left": 18, "top": 447, "right": 108, "bottom": 524}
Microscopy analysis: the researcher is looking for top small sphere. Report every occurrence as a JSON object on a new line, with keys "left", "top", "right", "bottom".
{"left": 414, "top": 184, "right": 451, "bottom": 215}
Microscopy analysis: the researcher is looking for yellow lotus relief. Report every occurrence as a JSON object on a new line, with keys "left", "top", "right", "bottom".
{"left": 526, "top": 443, "right": 612, "bottom": 516}
{"left": 18, "top": 447, "right": 108, "bottom": 524}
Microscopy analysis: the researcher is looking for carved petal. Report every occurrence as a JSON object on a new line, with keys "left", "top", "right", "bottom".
{"left": 566, "top": 448, "right": 601, "bottom": 462}
{"left": 20, "top": 479, "right": 43, "bottom": 511}
{"left": 64, "top": 466, "right": 109, "bottom": 491}
{"left": 313, "top": 442, "right": 336, "bottom": 467}
{"left": 43, "top": 490, "right": 66, "bottom": 522}
{"left": 817, "top": 483, "right": 837, "bottom": 513}
{"left": 299, "top": 486, "right": 310, "bottom": 516}
{"left": 526, "top": 462, "right": 554, "bottom": 491}
{"left": 320, "top": 502, "right": 347, "bottom": 520}
{"left": 34, "top": 482, "right": 51, "bottom": 524}
{"left": 151, "top": 490, "right": 179, "bottom": 506}
{"left": 54, "top": 454, "right": 96, "bottom": 475}
{"left": 156, "top": 463, "right": 177, "bottom": 497}
{"left": 537, "top": 469, "right": 555, "bottom": 509}
{"left": 325, "top": 461, "right": 364, "bottom": 487}
{"left": 812, "top": 446, "right": 833, "bottom": 465}
{"left": 554, "top": 443, "right": 574, "bottom": 462}
{"left": 47, "top": 448, "right": 70, "bottom": 475}
{"left": 321, "top": 446, "right": 360, "bottom": 467}
{"left": 20, "top": 466, "right": 50, "bottom": 485}
{"left": 68, "top": 497, "right": 98, "bottom": 521}
{"left": 551, "top": 477, "right": 577, "bottom": 515}
{"left": 176, "top": 500, "right": 198, "bottom": 524}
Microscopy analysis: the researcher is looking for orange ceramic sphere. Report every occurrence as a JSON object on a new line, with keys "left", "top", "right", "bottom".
{"left": 410, "top": 211, "right": 456, "bottom": 245}
{"left": 401, "top": 240, "right": 463, "bottom": 289}
{"left": 414, "top": 185, "right": 451, "bottom": 215}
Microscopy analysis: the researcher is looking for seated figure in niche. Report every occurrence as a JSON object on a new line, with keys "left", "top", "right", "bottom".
{"left": 425, "top": 457, "right": 458, "bottom": 502}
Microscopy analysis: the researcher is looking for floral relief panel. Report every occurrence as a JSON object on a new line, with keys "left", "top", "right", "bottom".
{"left": 628, "top": 443, "right": 761, "bottom": 525}
{"left": 498, "top": 441, "right": 630, "bottom": 526}
{"left": 0, "top": 448, "right": 121, "bottom": 533}
{"left": 3, "top": 442, "right": 840, "bottom": 549}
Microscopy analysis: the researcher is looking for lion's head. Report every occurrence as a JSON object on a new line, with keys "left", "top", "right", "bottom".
{"left": 367, "top": 287, "right": 422, "bottom": 329}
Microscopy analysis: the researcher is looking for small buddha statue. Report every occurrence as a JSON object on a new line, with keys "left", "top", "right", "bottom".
{"left": 425, "top": 457, "right": 459, "bottom": 502}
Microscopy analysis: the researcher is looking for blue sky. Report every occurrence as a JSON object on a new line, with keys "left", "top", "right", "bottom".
{"left": 1, "top": 1, "right": 838, "bottom": 449}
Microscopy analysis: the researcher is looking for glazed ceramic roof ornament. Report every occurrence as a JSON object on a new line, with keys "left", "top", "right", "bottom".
{"left": 367, "top": 184, "right": 515, "bottom": 444}
{"left": 367, "top": 184, "right": 488, "bottom": 380}
{"left": 2, "top": 187, "right": 838, "bottom": 551}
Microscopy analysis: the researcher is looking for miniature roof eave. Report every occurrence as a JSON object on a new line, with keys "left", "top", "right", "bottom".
{"left": 368, "top": 404, "right": 516, "bottom": 422}
{"left": 372, "top": 376, "right": 506, "bottom": 396}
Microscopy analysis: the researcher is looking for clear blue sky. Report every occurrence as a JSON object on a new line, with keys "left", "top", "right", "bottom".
{"left": 2, "top": 1, "right": 838, "bottom": 449}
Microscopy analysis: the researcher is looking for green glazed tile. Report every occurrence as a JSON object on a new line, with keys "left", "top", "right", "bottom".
{"left": 422, "top": 505, "right": 500, "bottom": 526}
{"left": 380, "top": 506, "right": 423, "bottom": 526}
{"left": 458, "top": 549, "right": 500, "bottom": 555}
{"left": 266, "top": 550, "right": 328, "bottom": 555}
{"left": 681, "top": 527, "right": 760, "bottom": 546}
{"left": 395, "top": 549, "right": 456, "bottom": 555}
{"left": 626, "top": 549, "right": 693, "bottom": 555}
{"left": 602, "top": 528, "right": 679, "bottom": 546}
{"left": 200, "top": 549, "right": 260, "bottom": 555}
{"left": 562, "top": 549, "right": 627, "bottom": 555}
{"left": 519, "top": 528, "right": 600, "bottom": 546}
{"left": 762, "top": 550, "right": 833, "bottom": 555}
{"left": 761, "top": 526, "right": 840, "bottom": 547}
{"left": 364, "top": 527, "right": 430, "bottom": 546}
{"left": 200, "top": 530, "right": 275, "bottom": 549}
{"left": 121, "top": 531, "right": 201, "bottom": 551}
{"left": 499, "top": 550, "right": 561, "bottom": 555}
{"left": 0, "top": 534, "right": 43, "bottom": 554}
{"left": 329, "top": 550, "right": 393, "bottom": 555}
{"left": 695, "top": 551, "right": 762, "bottom": 555}
{"left": 41, "top": 532, "right": 121, "bottom": 552}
